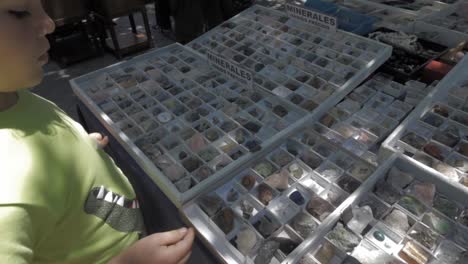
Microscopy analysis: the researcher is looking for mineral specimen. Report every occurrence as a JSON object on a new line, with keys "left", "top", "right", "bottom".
{"left": 235, "top": 228, "right": 257, "bottom": 255}
{"left": 291, "top": 212, "right": 318, "bottom": 238}
{"left": 383, "top": 209, "right": 410, "bottom": 234}
{"left": 258, "top": 183, "right": 274, "bottom": 205}
{"left": 306, "top": 196, "right": 334, "bottom": 221}
{"left": 254, "top": 240, "right": 279, "bottom": 264}
{"left": 264, "top": 170, "right": 289, "bottom": 191}
{"left": 241, "top": 175, "right": 256, "bottom": 190}
{"left": 213, "top": 208, "right": 235, "bottom": 234}
{"left": 326, "top": 223, "right": 360, "bottom": 253}
{"left": 198, "top": 194, "right": 223, "bottom": 217}
{"left": 346, "top": 206, "right": 374, "bottom": 235}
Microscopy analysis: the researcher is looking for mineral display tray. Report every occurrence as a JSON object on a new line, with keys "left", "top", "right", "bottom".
{"left": 419, "top": 2, "right": 468, "bottom": 42}
{"left": 294, "top": 154, "right": 468, "bottom": 264}
{"left": 311, "top": 73, "right": 436, "bottom": 165}
{"left": 71, "top": 43, "right": 312, "bottom": 207}
{"left": 180, "top": 127, "right": 376, "bottom": 264}
{"left": 187, "top": 4, "right": 392, "bottom": 120}
{"left": 381, "top": 55, "right": 468, "bottom": 193}
{"left": 365, "top": 0, "right": 449, "bottom": 14}
{"left": 402, "top": 21, "right": 467, "bottom": 49}
{"left": 325, "top": 0, "right": 418, "bottom": 30}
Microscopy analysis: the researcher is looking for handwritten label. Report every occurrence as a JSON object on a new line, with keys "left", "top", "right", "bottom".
{"left": 285, "top": 3, "right": 337, "bottom": 32}
{"left": 207, "top": 52, "right": 253, "bottom": 88}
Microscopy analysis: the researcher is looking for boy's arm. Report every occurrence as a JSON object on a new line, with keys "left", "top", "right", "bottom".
{"left": 0, "top": 205, "right": 34, "bottom": 264}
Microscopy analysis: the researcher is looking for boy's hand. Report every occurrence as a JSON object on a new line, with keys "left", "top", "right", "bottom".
{"left": 89, "top": 133, "right": 109, "bottom": 149}
{"left": 109, "top": 227, "right": 195, "bottom": 264}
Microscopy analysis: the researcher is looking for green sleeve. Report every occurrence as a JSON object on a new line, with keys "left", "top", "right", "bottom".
{"left": 0, "top": 205, "right": 35, "bottom": 264}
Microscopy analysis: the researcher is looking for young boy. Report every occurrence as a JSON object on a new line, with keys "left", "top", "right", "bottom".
{"left": 0, "top": 1, "right": 195, "bottom": 263}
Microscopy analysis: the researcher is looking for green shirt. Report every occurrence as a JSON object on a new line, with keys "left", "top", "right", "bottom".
{"left": 0, "top": 90, "right": 144, "bottom": 264}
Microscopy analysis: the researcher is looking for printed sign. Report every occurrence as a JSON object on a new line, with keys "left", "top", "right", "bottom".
{"left": 207, "top": 52, "right": 253, "bottom": 88}
{"left": 285, "top": 3, "right": 337, "bottom": 32}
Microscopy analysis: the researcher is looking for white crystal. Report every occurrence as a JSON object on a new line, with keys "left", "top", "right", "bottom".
{"left": 346, "top": 206, "right": 373, "bottom": 234}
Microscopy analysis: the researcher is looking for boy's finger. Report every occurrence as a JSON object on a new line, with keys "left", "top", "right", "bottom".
{"left": 167, "top": 228, "right": 195, "bottom": 262}
{"left": 177, "top": 251, "right": 192, "bottom": 264}
{"left": 155, "top": 228, "right": 188, "bottom": 246}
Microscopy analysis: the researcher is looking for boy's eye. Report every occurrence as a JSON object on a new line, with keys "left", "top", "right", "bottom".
{"left": 8, "top": 10, "right": 31, "bottom": 19}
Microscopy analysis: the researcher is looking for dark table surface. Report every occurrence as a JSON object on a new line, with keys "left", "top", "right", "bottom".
{"left": 77, "top": 101, "right": 219, "bottom": 264}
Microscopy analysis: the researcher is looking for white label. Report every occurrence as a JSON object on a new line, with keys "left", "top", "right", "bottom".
{"left": 285, "top": 3, "right": 337, "bottom": 32}
{"left": 206, "top": 52, "right": 253, "bottom": 88}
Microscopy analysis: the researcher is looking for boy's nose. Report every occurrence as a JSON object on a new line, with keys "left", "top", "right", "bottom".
{"left": 37, "top": 13, "right": 56, "bottom": 37}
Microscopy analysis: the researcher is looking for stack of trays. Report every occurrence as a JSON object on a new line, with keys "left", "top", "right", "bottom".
{"left": 71, "top": 5, "right": 392, "bottom": 207}
{"left": 382, "top": 55, "right": 468, "bottom": 191}
{"left": 181, "top": 129, "right": 376, "bottom": 263}
{"left": 297, "top": 154, "right": 468, "bottom": 264}
{"left": 311, "top": 73, "right": 436, "bottom": 164}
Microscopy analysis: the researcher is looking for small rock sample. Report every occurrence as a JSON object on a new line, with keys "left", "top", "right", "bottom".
{"left": 163, "top": 164, "right": 186, "bottom": 182}
{"left": 271, "top": 151, "right": 293, "bottom": 167}
{"left": 458, "top": 141, "right": 468, "bottom": 156}
{"left": 300, "top": 151, "right": 323, "bottom": 169}
{"left": 315, "top": 241, "right": 336, "bottom": 264}
{"left": 264, "top": 170, "right": 289, "bottom": 191}
{"left": 258, "top": 183, "right": 274, "bottom": 205}
{"left": 240, "top": 199, "right": 254, "bottom": 219}
{"left": 254, "top": 240, "right": 280, "bottom": 264}
{"left": 255, "top": 215, "right": 280, "bottom": 237}
{"left": 386, "top": 167, "right": 414, "bottom": 189}
{"left": 194, "top": 166, "right": 213, "bottom": 181}
{"left": 398, "top": 241, "right": 430, "bottom": 264}
{"left": 235, "top": 228, "right": 257, "bottom": 255}
{"left": 241, "top": 175, "right": 256, "bottom": 190}
{"left": 337, "top": 175, "right": 361, "bottom": 194}
{"left": 213, "top": 208, "right": 235, "bottom": 234}
{"left": 326, "top": 222, "right": 360, "bottom": 253}
{"left": 254, "top": 161, "right": 275, "bottom": 177}
{"left": 383, "top": 209, "right": 410, "bottom": 234}
{"left": 289, "top": 191, "right": 305, "bottom": 205}
{"left": 244, "top": 122, "right": 261, "bottom": 133}
{"left": 350, "top": 163, "right": 373, "bottom": 182}
{"left": 422, "top": 212, "right": 453, "bottom": 236}
{"left": 291, "top": 212, "right": 318, "bottom": 238}
{"left": 399, "top": 195, "right": 426, "bottom": 216}
{"left": 401, "top": 132, "right": 426, "bottom": 149}
{"left": 182, "top": 157, "right": 202, "bottom": 172}
{"left": 198, "top": 194, "right": 223, "bottom": 217}
{"left": 175, "top": 177, "right": 192, "bottom": 192}
{"left": 410, "top": 182, "right": 435, "bottom": 206}
{"left": 274, "top": 237, "right": 299, "bottom": 255}
{"left": 424, "top": 143, "right": 445, "bottom": 160}
{"left": 288, "top": 163, "right": 303, "bottom": 179}
{"left": 433, "top": 196, "right": 460, "bottom": 219}
{"left": 157, "top": 112, "right": 172, "bottom": 123}
{"left": 432, "top": 104, "right": 449, "bottom": 117}
{"left": 245, "top": 140, "right": 261, "bottom": 152}
{"left": 306, "top": 196, "right": 335, "bottom": 221}
{"left": 227, "top": 188, "right": 239, "bottom": 202}
{"left": 375, "top": 182, "right": 402, "bottom": 205}
{"left": 460, "top": 210, "right": 468, "bottom": 227}
{"left": 273, "top": 105, "right": 288, "bottom": 118}
{"left": 346, "top": 206, "right": 374, "bottom": 235}
{"left": 154, "top": 155, "right": 173, "bottom": 170}
{"left": 188, "top": 133, "right": 206, "bottom": 153}
{"left": 408, "top": 225, "right": 438, "bottom": 250}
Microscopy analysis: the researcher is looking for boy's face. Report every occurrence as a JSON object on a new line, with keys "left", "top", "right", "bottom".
{"left": 0, "top": 0, "right": 55, "bottom": 92}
